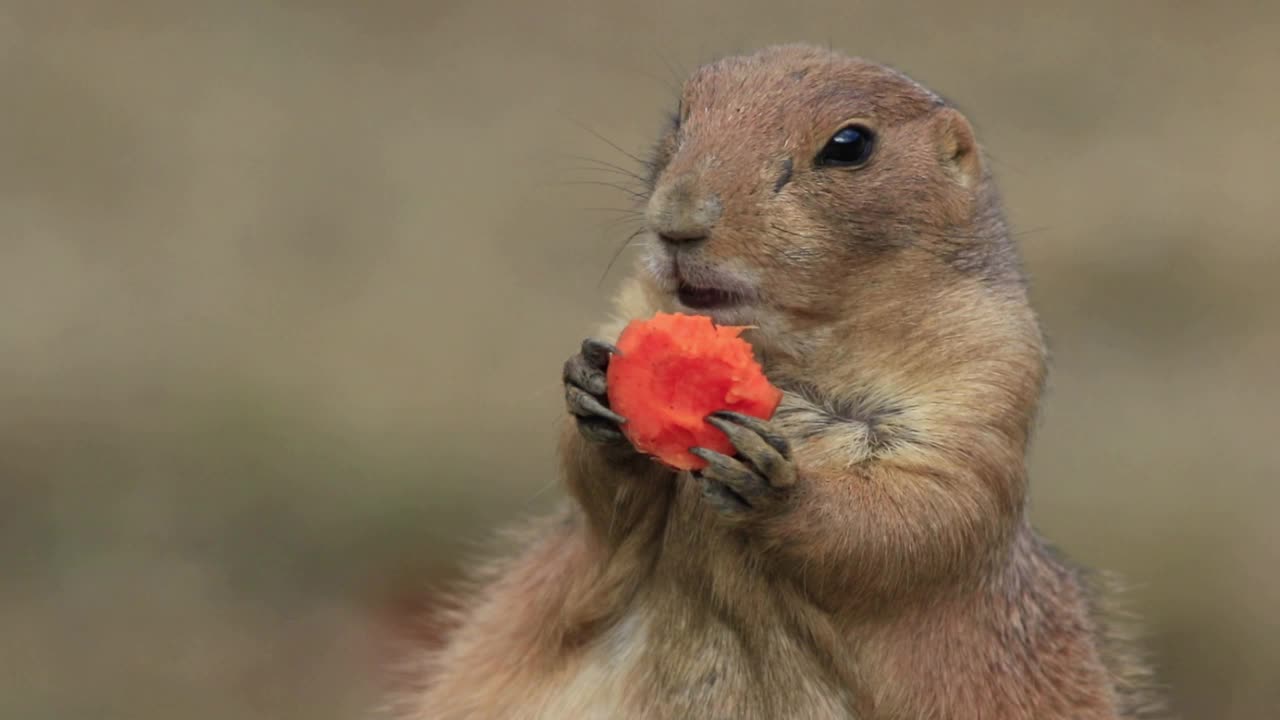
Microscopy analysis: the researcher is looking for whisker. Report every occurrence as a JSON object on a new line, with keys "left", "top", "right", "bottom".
{"left": 653, "top": 46, "right": 688, "bottom": 95}
{"left": 1011, "top": 226, "right": 1050, "bottom": 239}
{"left": 599, "top": 216, "right": 644, "bottom": 234}
{"left": 570, "top": 120, "right": 649, "bottom": 167}
{"left": 559, "top": 154, "right": 649, "bottom": 183}
{"left": 580, "top": 207, "right": 644, "bottom": 215}
{"left": 565, "top": 165, "right": 650, "bottom": 183}
{"left": 557, "top": 180, "right": 647, "bottom": 200}
{"left": 598, "top": 227, "right": 649, "bottom": 288}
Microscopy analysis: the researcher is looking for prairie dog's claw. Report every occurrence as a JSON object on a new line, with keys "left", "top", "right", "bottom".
{"left": 692, "top": 447, "right": 770, "bottom": 497}
{"left": 581, "top": 339, "right": 620, "bottom": 370}
{"left": 566, "top": 385, "right": 625, "bottom": 425}
{"left": 706, "top": 413, "right": 795, "bottom": 489}
{"left": 709, "top": 411, "right": 790, "bottom": 459}
{"left": 563, "top": 337, "right": 627, "bottom": 445}
{"left": 694, "top": 413, "right": 795, "bottom": 519}
{"left": 563, "top": 354, "right": 607, "bottom": 396}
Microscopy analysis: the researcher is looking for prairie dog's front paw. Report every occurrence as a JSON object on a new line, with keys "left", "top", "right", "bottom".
{"left": 692, "top": 411, "right": 795, "bottom": 519}
{"left": 563, "top": 338, "right": 628, "bottom": 445}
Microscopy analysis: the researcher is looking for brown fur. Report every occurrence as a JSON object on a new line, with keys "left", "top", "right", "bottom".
{"left": 392, "top": 45, "right": 1165, "bottom": 719}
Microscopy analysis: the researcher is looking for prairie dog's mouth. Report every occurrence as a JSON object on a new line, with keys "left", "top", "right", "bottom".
{"left": 644, "top": 246, "right": 759, "bottom": 314}
{"left": 676, "top": 284, "right": 742, "bottom": 309}
{"left": 672, "top": 260, "right": 757, "bottom": 311}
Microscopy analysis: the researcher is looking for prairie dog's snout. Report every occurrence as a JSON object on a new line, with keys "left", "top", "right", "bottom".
{"left": 644, "top": 164, "right": 753, "bottom": 315}
{"left": 646, "top": 177, "right": 722, "bottom": 245}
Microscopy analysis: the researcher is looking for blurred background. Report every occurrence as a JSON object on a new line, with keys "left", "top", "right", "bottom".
{"left": 2, "top": 1, "right": 1277, "bottom": 718}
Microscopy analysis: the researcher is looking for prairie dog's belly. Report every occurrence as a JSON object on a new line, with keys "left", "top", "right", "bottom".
{"left": 531, "top": 608, "right": 858, "bottom": 720}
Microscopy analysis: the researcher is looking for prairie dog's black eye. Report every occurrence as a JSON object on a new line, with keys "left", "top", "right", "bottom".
{"left": 816, "top": 125, "right": 875, "bottom": 167}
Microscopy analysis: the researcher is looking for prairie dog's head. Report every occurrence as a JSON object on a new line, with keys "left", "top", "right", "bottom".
{"left": 641, "top": 45, "right": 1013, "bottom": 354}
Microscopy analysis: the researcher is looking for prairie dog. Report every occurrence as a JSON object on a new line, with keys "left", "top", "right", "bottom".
{"left": 398, "top": 44, "right": 1163, "bottom": 720}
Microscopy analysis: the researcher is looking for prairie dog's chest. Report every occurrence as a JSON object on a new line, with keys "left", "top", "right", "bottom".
{"left": 529, "top": 612, "right": 648, "bottom": 720}
{"left": 535, "top": 608, "right": 858, "bottom": 720}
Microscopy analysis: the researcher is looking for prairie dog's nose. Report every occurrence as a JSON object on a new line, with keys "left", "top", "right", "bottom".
{"left": 647, "top": 177, "right": 722, "bottom": 245}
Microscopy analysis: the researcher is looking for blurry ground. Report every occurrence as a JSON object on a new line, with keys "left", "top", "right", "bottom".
{"left": 2, "top": 1, "right": 1278, "bottom": 718}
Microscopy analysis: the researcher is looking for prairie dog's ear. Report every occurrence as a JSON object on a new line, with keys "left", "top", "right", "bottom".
{"left": 932, "top": 107, "right": 982, "bottom": 188}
